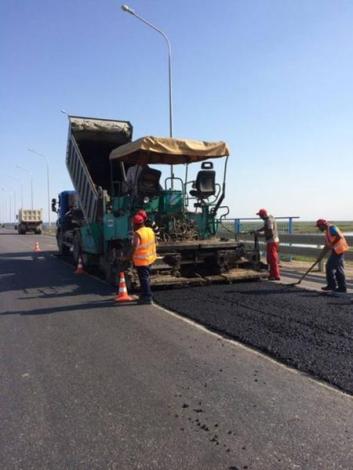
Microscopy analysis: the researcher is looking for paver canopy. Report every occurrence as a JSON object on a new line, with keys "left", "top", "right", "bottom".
{"left": 109, "top": 136, "right": 230, "bottom": 165}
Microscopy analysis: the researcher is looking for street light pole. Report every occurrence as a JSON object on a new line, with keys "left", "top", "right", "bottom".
{"left": 16, "top": 165, "right": 34, "bottom": 210}
{"left": 28, "top": 148, "right": 51, "bottom": 227}
{"left": 121, "top": 4, "right": 175, "bottom": 184}
{"left": 13, "top": 192, "right": 16, "bottom": 222}
{"left": 1, "top": 187, "right": 15, "bottom": 223}
{"left": 1, "top": 188, "right": 5, "bottom": 223}
{"left": 5, "top": 174, "right": 23, "bottom": 212}
{"left": 7, "top": 193, "right": 11, "bottom": 222}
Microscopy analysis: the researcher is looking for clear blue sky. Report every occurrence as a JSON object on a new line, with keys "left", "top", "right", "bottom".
{"left": 1, "top": 0, "right": 352, "bottom": 222}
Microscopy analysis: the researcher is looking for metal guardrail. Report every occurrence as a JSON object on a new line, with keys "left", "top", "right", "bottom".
{"left": 238, "top": 233, "right": 353, "bottom": 262}
{"left": 233, "top": 216, "right": 300, "bottom": 235}
{"left": 219, "top": 218, "right": 353, "bottom": 267}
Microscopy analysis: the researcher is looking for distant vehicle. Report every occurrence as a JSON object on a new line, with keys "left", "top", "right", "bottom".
{"left": 17, "top": 209, "right": 43, "bottom": 235}
{"left": 53, "top": 115, "right": 263, "bottom": 287}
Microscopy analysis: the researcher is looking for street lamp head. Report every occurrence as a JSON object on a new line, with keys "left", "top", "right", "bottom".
{"left": 121, "top": 4, "right": 135, "bottom": 15}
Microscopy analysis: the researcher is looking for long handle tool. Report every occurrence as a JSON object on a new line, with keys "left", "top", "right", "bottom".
{"left": 288, "top": 247, "right": 329, "bottom": 286}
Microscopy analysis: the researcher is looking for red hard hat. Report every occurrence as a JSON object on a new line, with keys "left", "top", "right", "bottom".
{"left": 133, "top": 214, "right": 145, "bottom": 225}
{"left": 256, "top": 208, "right": 268, "bottom": 217}
{"left": 137, "top": 210, "right": 148, "bottom": 221}
{"left": 316, "top": 219, "right": 328, "bottom": 228}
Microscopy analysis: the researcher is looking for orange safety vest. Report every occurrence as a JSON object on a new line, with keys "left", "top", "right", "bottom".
{"left": 325, "top": 225, "right": 349, "bottom": 255}
{"left": 133, "top": 226, "right": 157, "bottom": 267}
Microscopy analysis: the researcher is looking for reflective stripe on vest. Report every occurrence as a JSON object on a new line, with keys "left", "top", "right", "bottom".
{"left": 133, "top": 226, "right": 157, "bottom": 266}
{"left": 325, "top": 226, "right": 349, "bottom": 255}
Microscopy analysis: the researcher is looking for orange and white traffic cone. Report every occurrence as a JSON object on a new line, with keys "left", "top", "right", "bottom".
{"left": 34, "top": 241, "right": 41, "bottom": 253}
{"left": 75, "top": 255, "right": 85, "bottom": 274}
{"left": 115, "top": 272, "right": 133, "bottom": 303}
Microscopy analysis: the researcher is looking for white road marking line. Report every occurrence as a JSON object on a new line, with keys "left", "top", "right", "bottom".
{"left": 154, "top": 303, "right": 353, "bottom": 399}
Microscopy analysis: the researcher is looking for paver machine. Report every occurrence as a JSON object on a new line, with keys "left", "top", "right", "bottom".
{"left": 54, "top": 115, "right": 263, "bottom": 287}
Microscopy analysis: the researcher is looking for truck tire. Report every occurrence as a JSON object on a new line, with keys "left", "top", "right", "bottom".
{"left": 57, "top": 230, "right": 70, "bottom": 256}
{"left": 35, "top": 229, "right": 42, "bottom": 235}
{"left": 72, "top": 233, "right": 81, "bottom": 265}
{"left": 104, "top": 262, "right": 116, "bottom": 286}
{"left": 110, "top": 259, "right": 135, "bottom": 291}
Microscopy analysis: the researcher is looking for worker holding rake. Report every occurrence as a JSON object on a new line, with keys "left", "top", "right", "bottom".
{"left": 316, "top": 219, "right": 349, "bottom": 293}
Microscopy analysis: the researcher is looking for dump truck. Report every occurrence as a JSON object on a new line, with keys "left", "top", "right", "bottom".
{"left": 17, "top": 209, "right": 43, "bottom": 235}
{"left": 53, "top": 115, "right": 263, "bottom": 287}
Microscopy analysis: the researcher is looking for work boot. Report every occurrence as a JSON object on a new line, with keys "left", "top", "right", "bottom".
{"left": 138, "top": 297, "right": 153, "bottom": 305}
{"left": 334, "top": 287, "right": 347, "bottom": 293}
{"left": 321, "top": 285, "right": 334, "bottom": 291}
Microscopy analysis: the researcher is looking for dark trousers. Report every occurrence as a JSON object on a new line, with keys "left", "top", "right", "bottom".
{"left": 136, "top": 265, "right": 152, "bottom": 300}
{"left": 326, "top": 252, "right": 346, "bottom": 290}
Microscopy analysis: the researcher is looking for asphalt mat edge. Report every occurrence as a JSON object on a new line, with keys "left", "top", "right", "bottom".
{"left": 153, "top": 281, "right": 353, "bottom": 396}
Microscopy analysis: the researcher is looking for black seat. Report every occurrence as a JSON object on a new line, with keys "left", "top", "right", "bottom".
{"left": 137, "top": 167, "right": 162, "bottom": 197}
{"left": 189, "top": 170, "right": 216, "bottom": 199}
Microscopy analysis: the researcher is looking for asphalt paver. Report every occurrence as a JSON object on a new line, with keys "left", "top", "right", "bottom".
{"left": 154, "top": 282, "right": 353, "bottom": 394}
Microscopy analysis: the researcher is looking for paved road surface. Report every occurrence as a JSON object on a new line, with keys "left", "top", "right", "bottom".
{"left": 155, "top": 281, "right": 353, "bottom": 394}
{"left": 1, "top": 229, "right": 353, "bottom": 469}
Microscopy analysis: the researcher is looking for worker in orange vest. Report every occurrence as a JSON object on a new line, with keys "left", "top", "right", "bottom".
{"left": 132, "top": 213, "right": 157, "bottom": 304}
{"left": 316, "top": 219, "right": 349, "bottom": 293}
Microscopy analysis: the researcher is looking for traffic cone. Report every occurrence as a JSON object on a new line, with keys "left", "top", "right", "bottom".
{"left": 115, "top": 272, "right": 133, "bottom": 303}
{"left": 34, "top": 241, "right": 41, "bottom": 253}
{"left": 75, "top": 255, "right": 85, "bottom": 274}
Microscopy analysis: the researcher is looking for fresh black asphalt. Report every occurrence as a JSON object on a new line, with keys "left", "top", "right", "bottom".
{"left": 154, "top": 282, "right": 353, "bottom": 395}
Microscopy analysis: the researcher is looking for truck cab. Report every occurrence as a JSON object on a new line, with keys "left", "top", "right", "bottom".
{"left": 52, "top": 191, "right": 83, "bottom": 255}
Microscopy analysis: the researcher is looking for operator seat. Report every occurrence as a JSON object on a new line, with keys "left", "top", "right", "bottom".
{"left": 189, "top": 162, "right": 216, "bottom": 199}
{"left": 137, "top": 167, "right": 162, "bottom": 197}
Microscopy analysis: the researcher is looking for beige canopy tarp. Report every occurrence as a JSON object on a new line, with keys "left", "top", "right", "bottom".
{"left": 109, "top": 136, "right": 230, "bottom": 165}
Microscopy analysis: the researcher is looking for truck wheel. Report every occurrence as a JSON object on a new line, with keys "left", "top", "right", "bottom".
{"left": 104, "top": 263, "right": 117, "bottom": 286}
{"left": 35, "top": 229, "right": 42, "bottom": 235}
{"left": 57, "top": 231, "right": 70, "bottom": 256}
{"left": 113, "top": 260, "right": 135, "bottom": 292}
{"left": 73, "top": 233, "right": 81, "bottom": 265}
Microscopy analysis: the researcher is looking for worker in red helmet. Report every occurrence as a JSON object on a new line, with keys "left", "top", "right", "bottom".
{"left": 254, "top": 208, "right": 280, "bottom": 280}
{"left": 136, "top": 209, "right": 161, "bottom": 240}
{"left": 136, "top": 209, "right": 148, "bottom": 221}
{"left": 131, "top": 213, "right": 157, "bottom": 304}
{"left": 316, "top": 219, "right": 349, "bottom": 293}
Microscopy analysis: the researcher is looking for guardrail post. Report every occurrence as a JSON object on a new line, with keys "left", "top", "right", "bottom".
{"left": 318, "top": 259, "right": 324, "bottom": 272}
{"left": 287, "top": 217, "right": 293, "bottom": 261}
{"left": 318, "top": 245, "right": 325, "bottom": 272}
